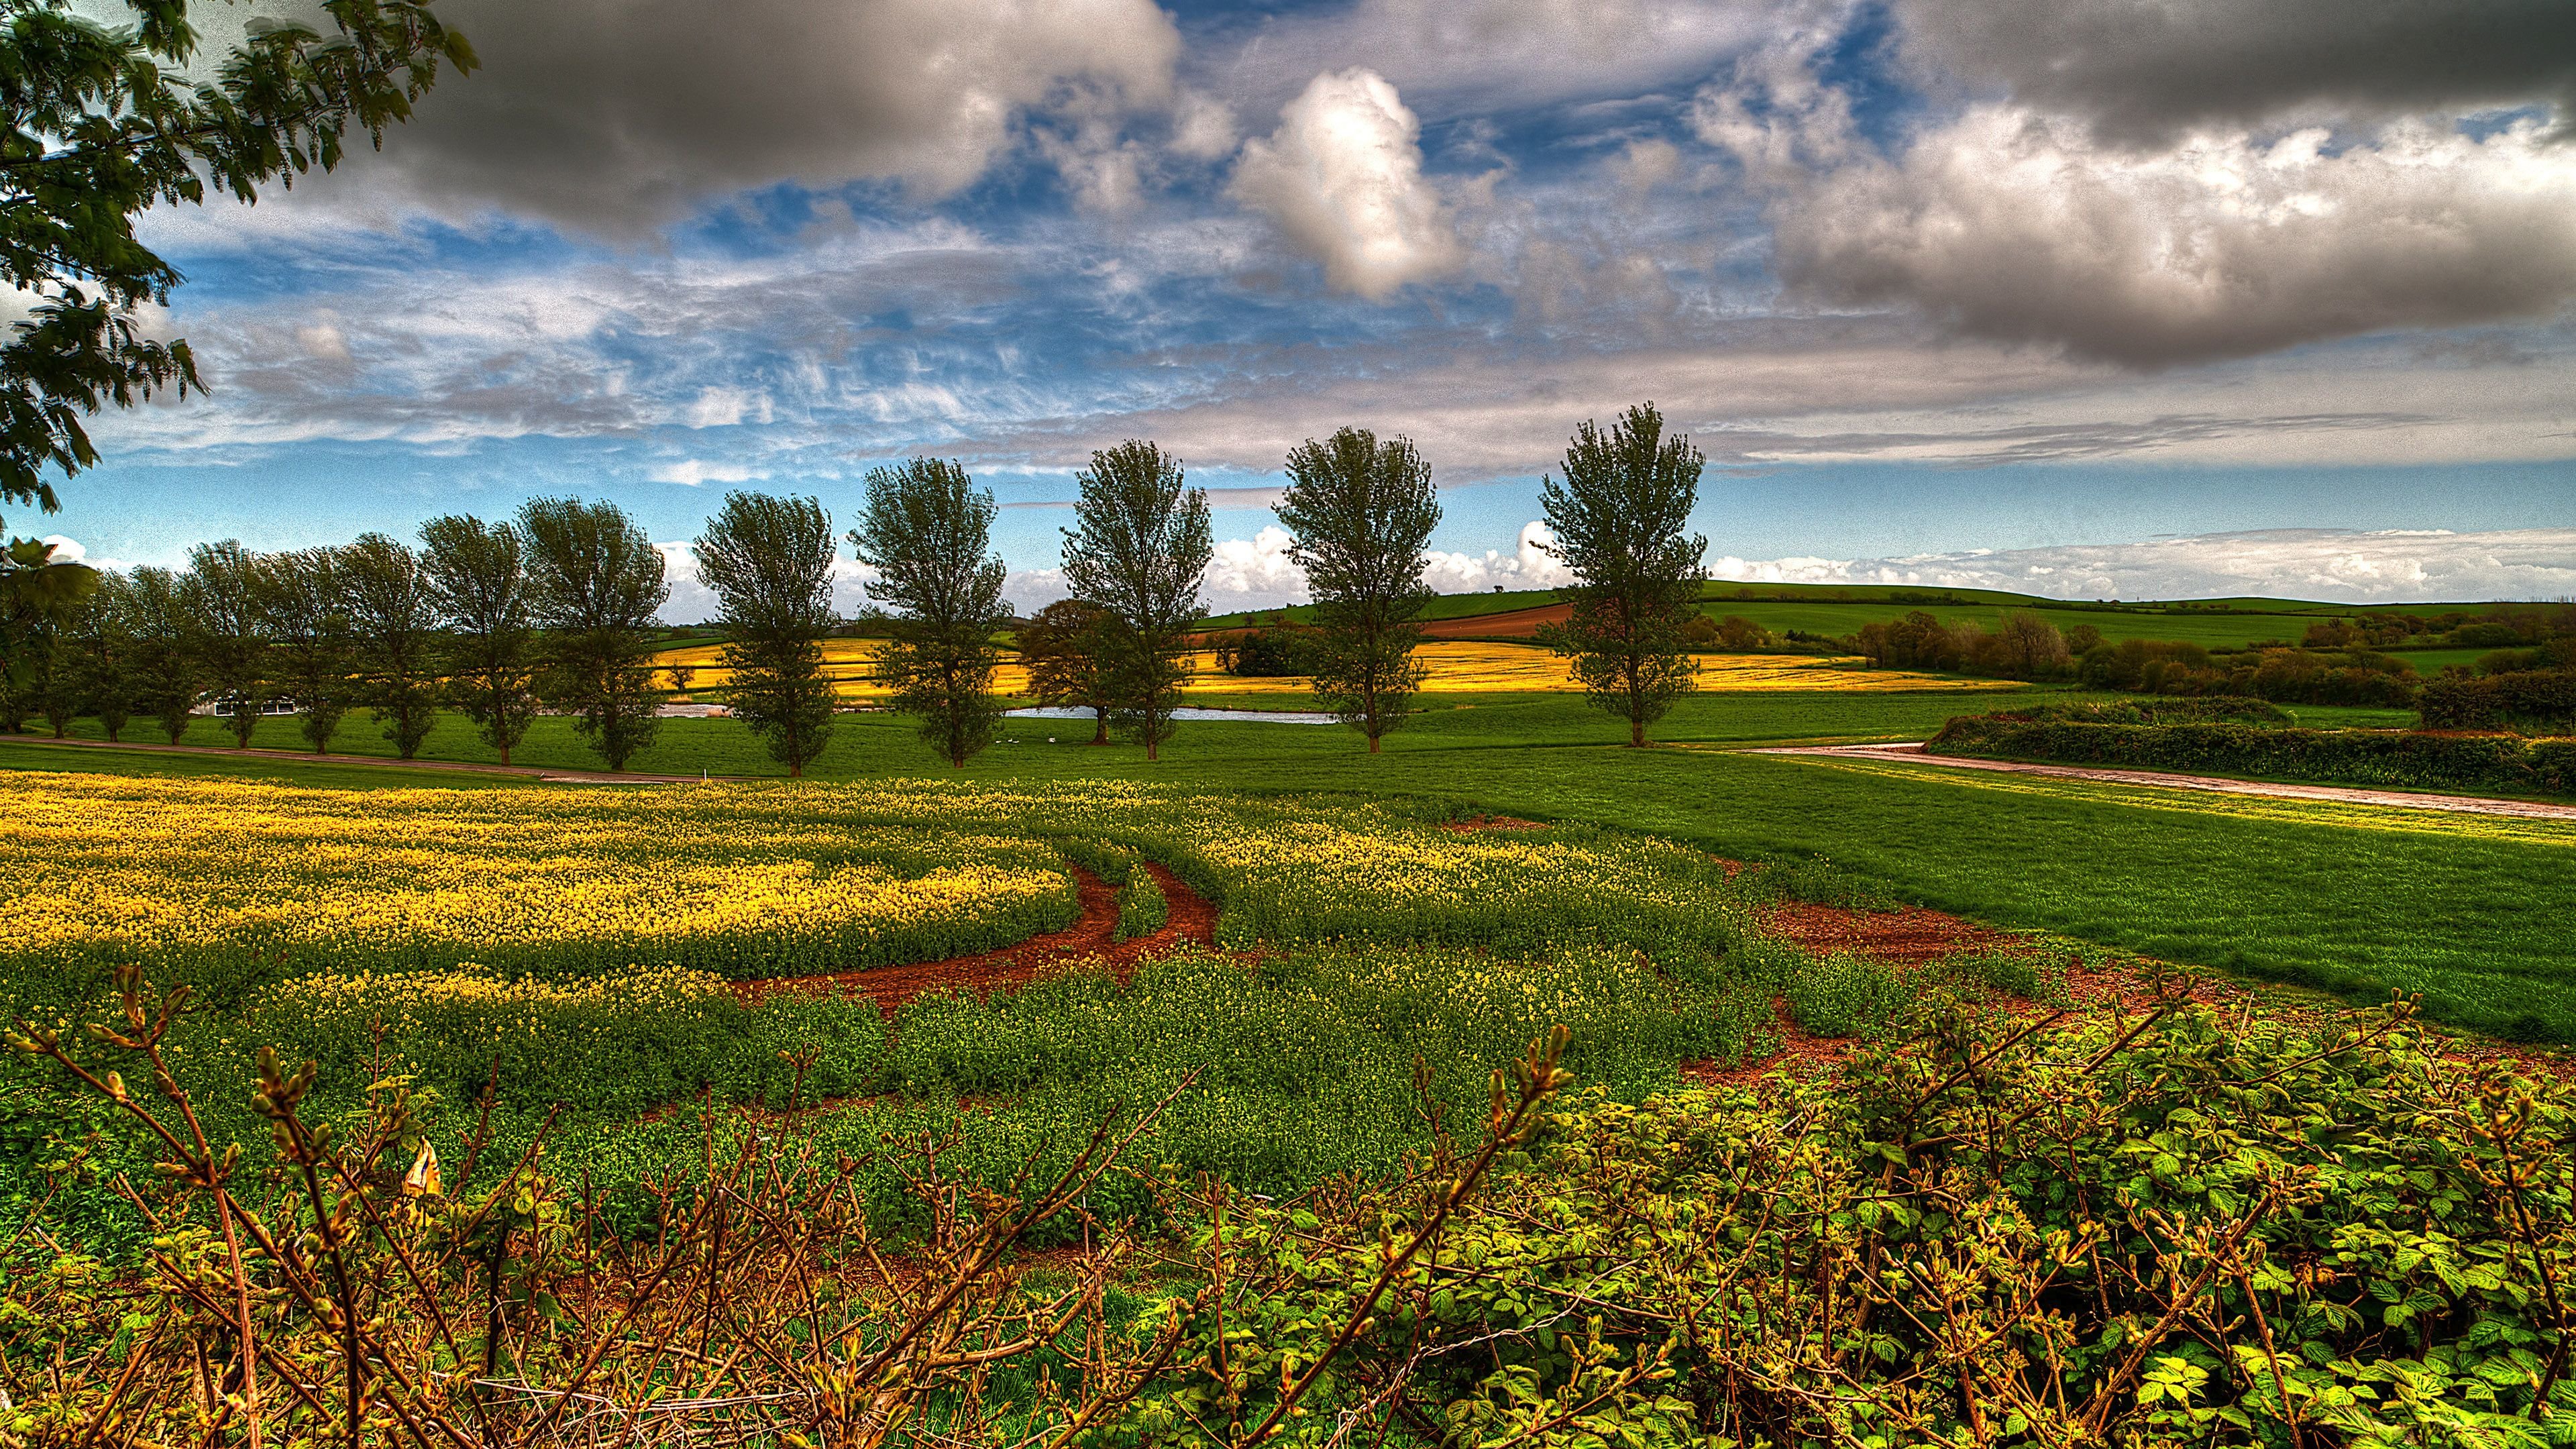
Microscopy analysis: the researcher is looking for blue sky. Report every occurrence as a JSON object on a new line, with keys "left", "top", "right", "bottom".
{"left": 41, "top": 0, "right": 2576, "bottom": 612}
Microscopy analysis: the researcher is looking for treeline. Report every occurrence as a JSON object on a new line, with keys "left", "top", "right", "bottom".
{"left": 1929, "top": 712, "right": 2576, "bottom": 798}
{"left": 0, "top": 500, "right": 674, "bottom": 768}
{"left": 0, "top": 400, "right": 1727, "bottom": 768}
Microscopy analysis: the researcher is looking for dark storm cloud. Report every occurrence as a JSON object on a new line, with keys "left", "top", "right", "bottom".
{"left": 1895, "top": 0, "right": 2576, "bottom": 142}
{"left": 366, "top": 0, "right": 1183, "bottom": 235}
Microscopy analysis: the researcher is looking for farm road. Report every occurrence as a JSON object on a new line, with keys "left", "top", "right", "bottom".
{"left": 1749, "top": 741, "right": 2576, "bottom": 822}
{"left": 7, "top": 735, "right": 728, "bottom": 784}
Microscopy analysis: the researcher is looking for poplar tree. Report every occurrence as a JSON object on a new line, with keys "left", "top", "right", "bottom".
{"left": 695, "top": 491, "right": 839, "bottom": 776}
{"left": 520, "top": 498, "right": 669, "bottom": 772}
{"left": 256, "top": 546, "right": 354, "bottom": 753}
{"left": 848, "top": 460, "right": 1010, "bottom": 767}
{"left": 420, "top": 514, "right": 539, "bottom": 765}
{"left": 182, "top": 539, "right": 268, "bottom": 745}
{"left": 341, "top": 532, "right": 441, "bottom": 758}
{"left": 1534, "top": 402, "right": 1709, "bottom": 747}
{"left": 1275, "top": 427, "right": 1440, "bottom": 753}
{"left": 1062, "top": 441, "right": 1210, "bottom": 761}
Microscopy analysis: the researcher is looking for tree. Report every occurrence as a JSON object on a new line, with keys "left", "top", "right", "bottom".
{"left": 1018, "top": 598, "right": 1116, "bottom": 744}
{"left": 1534, "top": 402, "right": 1709, "bottom": 747}
{"left": 519, "top": 497, "right": 668, "bottom": 771}
{"left": 67, "top": 570, "right": 135, "bottom": 741}
{"left": 0, "top": 537, "right": 91, "bottom": 731}
{"left": 341, "top": 531, "right": 439, "bottom": 757}
{"left": 419, "top": 513, "right": 538, "bottom": 765}
{"left": 256, "top": 546, "right": 354, "bottom": 753}
{"left": 0, "top": 1, "right": 472, "bottom": 544}
{"left": 847, "top": 459, "right": 1010, "bottom": 767}
{"left": 694, "top": 491, "right": 839, "bottom": 776}
{"left": 1061, "top": 440, "right": 1210, "bottom": 761}
{"left": 182, "top": 539, "right": 268, "bottom": 745}
{"left": 1274, "top": 427, "right": 1440, "bottom": 753}
{"left": 121, "top": 565, "right": 197, "bottom": 743}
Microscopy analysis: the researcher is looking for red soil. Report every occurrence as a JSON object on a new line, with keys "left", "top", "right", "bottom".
{"left": 1417, "top": 602, "right": 1571, "bottom": 639}
{"left": 739, "top": 861, "right": 1219, "bottom": 1015}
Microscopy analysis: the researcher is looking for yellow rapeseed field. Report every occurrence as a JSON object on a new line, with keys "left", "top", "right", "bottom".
{"left": 0, "top": 773, "right": 1073, "bottom": 981}
{"left": 652, "top": 638, "right": 2006, "bottom": 699}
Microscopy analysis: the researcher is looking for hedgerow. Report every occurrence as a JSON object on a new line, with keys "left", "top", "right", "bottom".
{"left": 1929, "top": 716, "right": 2576, "bottom": 797}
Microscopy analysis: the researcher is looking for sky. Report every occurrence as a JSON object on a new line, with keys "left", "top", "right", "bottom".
{"left": 35, "top": 0, "right": 2576, "bottom": 616}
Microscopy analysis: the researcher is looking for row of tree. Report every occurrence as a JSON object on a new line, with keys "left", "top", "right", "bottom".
{"left": 1, "top": 499, "right": 674, "bottom": 767}
{"left": 0, "top": 400, "right": 1717, "bottom": 769}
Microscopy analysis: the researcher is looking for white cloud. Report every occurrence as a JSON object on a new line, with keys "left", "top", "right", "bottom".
{"left": 1709, "top": 527, "right": 2576, "bottom": 604}
{"left": 1232, "top": 69, "right": 1464, "bottom": 299}
{"left": 1203, "top": 524, "right": 1308, "bottom": 605}
{"left": 1169, "top": 90, "right": 1240, "bottom": 162}
{"left": 649, "top": 460, "right": 760, "bottom": 487}
{"left": 683, "top": 388, "right": 774, "bottom": 429}
{"left": 1421, "top": 521, "right": 1576, "bottom": 592}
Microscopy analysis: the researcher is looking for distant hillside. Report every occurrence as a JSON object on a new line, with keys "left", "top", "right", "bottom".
{"left": 1205, "top": 581, "right": 2533, "bottom": 652}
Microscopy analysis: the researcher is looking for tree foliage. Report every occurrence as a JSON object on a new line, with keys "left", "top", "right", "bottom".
{"left": 340, "top": 531, "right": 439, "bottom": 759}
{"left": 254, "top": 545, "right": 352, "bottom": 753}
{"left": 1017, "top": 598, "right": 1116, "bottom": 744}
{"left": 181, "top": 538, "right": 265, "bottom": 745}
{"left": 518, "top": 496, "right": 668, "bottom": 772}
{"left": 848, "top": 460, "right": 1010, "bottom": 767}
{"left": 1275, "top": 426, "right": 1439, "bottom": 752}
{"left": 0, "top": 0, "right": 472, "bottom": 539}
{"left": 418, "top": 513, "right": 537, "bottom": 765}
{"left": 695, "top": 491, "right": 839, "bottom": 776}
{"left": 1534, "top": 403, "right": 1708, "bottom": 747}
{"left": 119, "top": 563, "right": 194, "bottom": 742}
{"left": 1062, "top": 439, "right": 1210, "bottom": 761}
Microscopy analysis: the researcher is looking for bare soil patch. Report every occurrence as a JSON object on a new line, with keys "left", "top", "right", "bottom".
{"left": 739, "top": 862, "right": 1220, "bottom": 1014}
{"left": 1418, "top": 602, "right": 1570, "bottom": 639}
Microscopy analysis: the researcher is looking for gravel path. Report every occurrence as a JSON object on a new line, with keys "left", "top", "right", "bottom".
{"left": 1747, "top": 741, "right": 2576, "bottom": 822}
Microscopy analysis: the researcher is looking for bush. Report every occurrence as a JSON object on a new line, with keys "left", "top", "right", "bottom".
{"left": 2420, "top": 667, "right": 2576, "bottom": 733}
{"left": 1929, "top": 714, "right": 2576, "bottom": 796}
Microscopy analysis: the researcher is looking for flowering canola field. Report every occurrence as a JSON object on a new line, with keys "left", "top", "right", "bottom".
{"left": 0, "top": 773, "right": 1074, "bottom": 991}
{"left": 651, "top": 638, "right": 2005, "bottom": 700}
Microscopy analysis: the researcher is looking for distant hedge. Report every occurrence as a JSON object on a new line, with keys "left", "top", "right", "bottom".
{"left": 2420, "top": 668, "right": 2576, "bottom": 732}
{"left": 1927, "top": 716, "right": 2576, "bottom": 797}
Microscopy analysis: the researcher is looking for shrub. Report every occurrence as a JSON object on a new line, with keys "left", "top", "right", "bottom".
{"left": 1114, "top": 869, "right": 1168, "bottom": 940}
{"left": 2420, "top": 667, "right": 2576, "bottom": 733}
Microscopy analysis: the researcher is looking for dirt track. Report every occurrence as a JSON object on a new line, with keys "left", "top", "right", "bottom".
{"left": 1750, "top": 741, "right": 2576, "bottom": 822}
{"left": 739, "top": 862, "right": 1220, "bottom": 1014}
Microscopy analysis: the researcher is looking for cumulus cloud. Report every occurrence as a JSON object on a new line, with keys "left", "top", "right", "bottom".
{"left": 1700, "top": 47, "right": 2576, "bottom": 366}
{"left": 1232, "top": 69, "right": 1464, "bottom": 299}
{"left": 1422, "top": 521, "right": 1575, "bottom": 592}
{"left": 1712, "top": 527, "right": 2576, "bottom": 604}
{"left": 325, "top": 0, "right": 1181, "bottom": 235}
{"left": 1894, "top": 0, "right": 2576, "bottom": 144}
